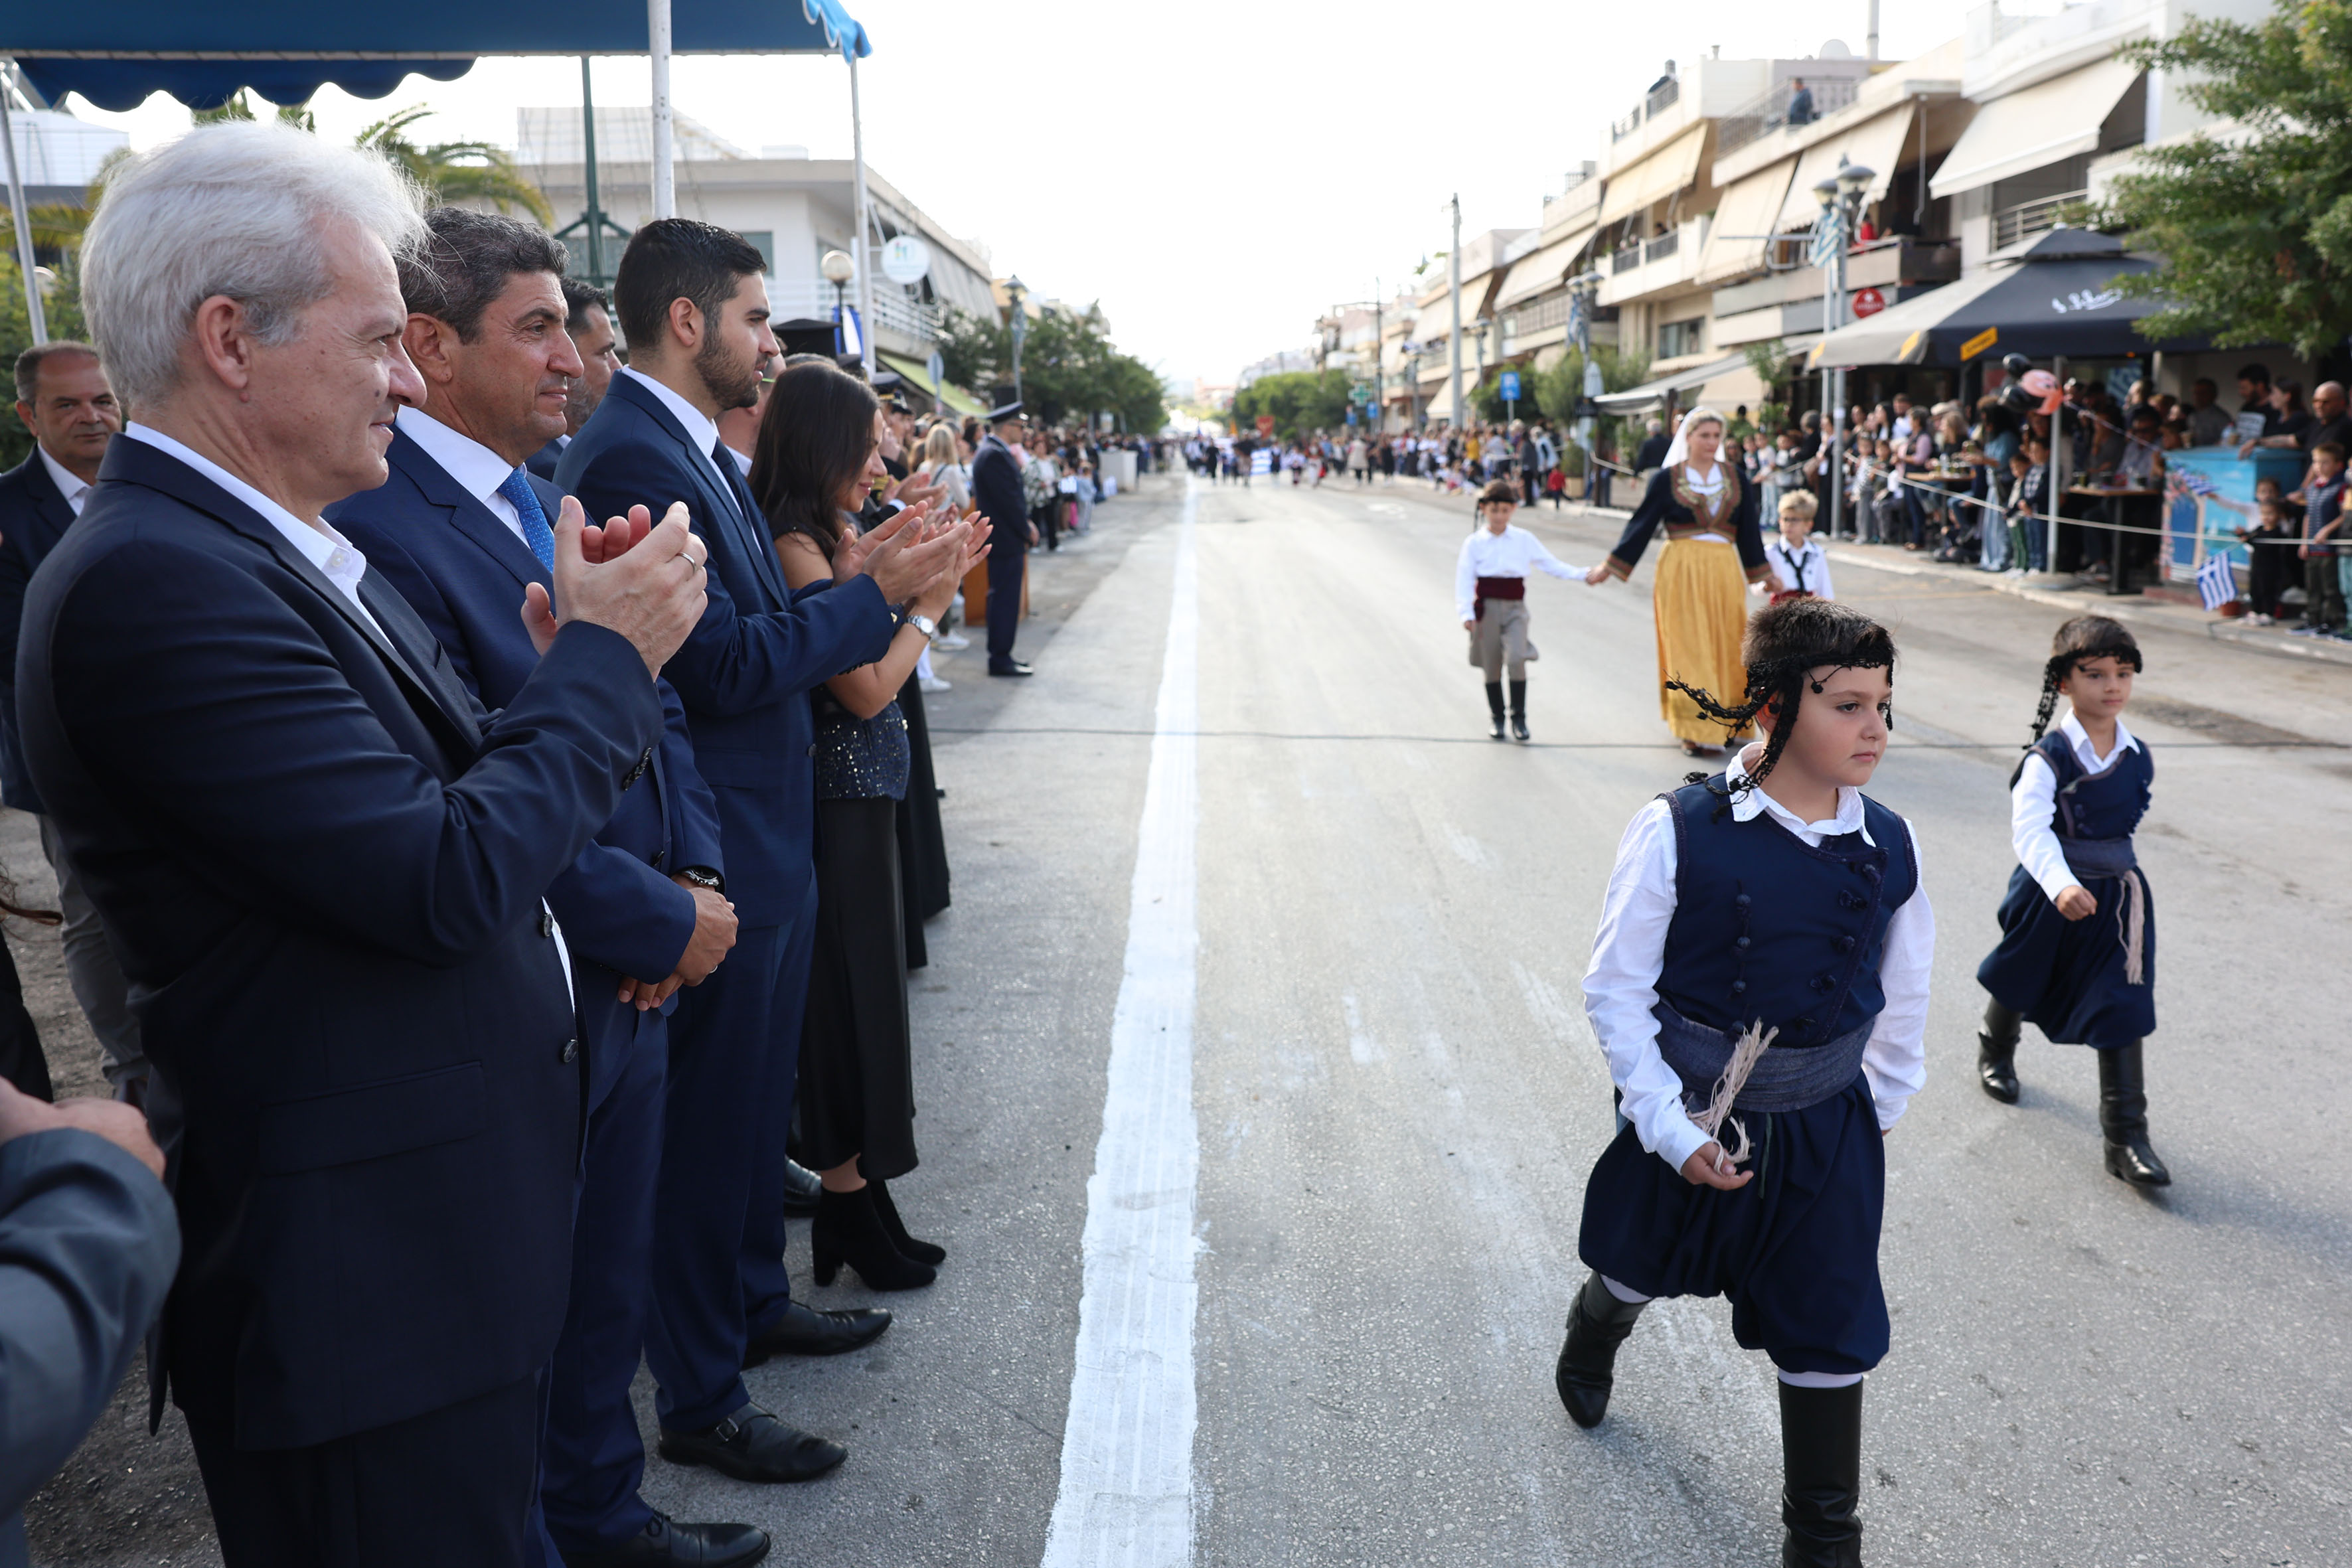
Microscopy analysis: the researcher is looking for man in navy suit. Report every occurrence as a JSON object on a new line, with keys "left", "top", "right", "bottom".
{"left": 327, "top": 209, "right": 764, "bottom": 1568}
{"left": 19, "top": 121, "right": 714, "bottom": 1566}
{"left": 969, "top": 392, "right": 1036, "bottom": 675}
{"left": 558, "top": 219, "right": 974, "bottom": 1486}
{"left": 0, "top": 342, "right": 147, "bottom": 1102}
{"left": 528, "top": 280, "right": 622, "bottom": 482}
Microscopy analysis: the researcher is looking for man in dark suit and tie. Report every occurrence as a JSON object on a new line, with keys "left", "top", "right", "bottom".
{"left": 528, "top": 280, "right": 623, "bottom": 482}
{"left": 969, "top": 392, "right": 1037, "bottom": 676}
{"left": 558, "top": 219, "right": 973, "bottom": 1486}
{"left": 0, "top": 342, "right": 147, "bottom": 1103}
{"left": 19, "top": 121, "right": 713, "bottom": 1566}
{"left": 327, "top": 208, "right": 765, "bottom": 1568}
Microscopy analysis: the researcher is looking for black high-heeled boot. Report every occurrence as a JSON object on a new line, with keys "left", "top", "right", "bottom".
{"left": 1779, "top": 1379, "right": 1865, "bottom": 1567}
{"left": 1484, "top": 682, "right": 1507, "bottom": 741}
{"left": 812, "top": 1186, "right": 935, "bottom": 1290}
{"left": 868, "top": 1178, "right": 945, "bottom": 1267}
{"left": 1978, "top": 998, "right": 2022, "bottom": 1104}
{"left": 2098, "top": 1042, "right": 2171, "bottom": 1186}
{"left": 1508, "top": 679, "right": 1529, "bottom": 742}
{"left": 1555, "top": 1273, "right": 1647, "bottom": 1428}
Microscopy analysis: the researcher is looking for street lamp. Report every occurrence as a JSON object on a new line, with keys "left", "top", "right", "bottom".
{"left": 1812, "top": 159, "right": 1874, "bottom": 540}
{"left": 1003, "top": 274, "right": 1029, "bottom": 408}
{"left": 1565, "top": 269, "right": 1607, "bottom": 497}
{"left": 821, "top": 248, "right": 856, "bottom": 356}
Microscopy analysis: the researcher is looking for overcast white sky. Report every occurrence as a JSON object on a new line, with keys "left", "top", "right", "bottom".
{"left": 62, "top": 0, "right": 1951, "bottom": 389}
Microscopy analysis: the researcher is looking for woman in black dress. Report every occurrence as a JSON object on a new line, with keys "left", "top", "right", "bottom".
{"left": 753, "top": 362, "right": 971, "bottom": 1290}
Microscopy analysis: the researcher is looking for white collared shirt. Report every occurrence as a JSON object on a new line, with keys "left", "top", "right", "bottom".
{"left": 2012, "top": 711, "right": 2142, "bottom": 902}
{"left": 1581, "top": 743, "right": 1934, "bottom": 1172}
{"left": 37, "top": 447, "right": 94, "bottom": 516}
{"left": 398, "top": 407, "right": 532, "bottom": 547}
{"left": 620, "top": 366, "right": 732, "bottom": 501}
{"left": 119, "top": 424, "right": 383, "bottom": 637}
{"left": 1766, "top": 537, "right": 1834, "bottom": 599}
{"left": 1452, "top": 523, "right": 1583, "bottom": 620}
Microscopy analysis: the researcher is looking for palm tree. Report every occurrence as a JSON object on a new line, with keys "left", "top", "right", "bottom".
{"left": 355, "top": 106, "right": 553, "bottom": 226}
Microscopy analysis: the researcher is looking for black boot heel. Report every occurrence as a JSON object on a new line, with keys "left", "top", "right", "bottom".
{"left": 812, "top": 1186, "right": 935, "bottom": 1290}
{"left": 1555, "top": 1273, "right": 1647, "bottom": 1428}
{"left": 870, "top": 1179, "right": 946, "bottom": 1267}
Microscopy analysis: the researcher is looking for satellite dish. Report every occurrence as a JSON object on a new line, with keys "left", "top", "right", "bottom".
{"left": 880, "top": 235, "right": 932, "bottom": 287}
{"left": 1819, "top": 39, "right": 1852, "bottom": 57}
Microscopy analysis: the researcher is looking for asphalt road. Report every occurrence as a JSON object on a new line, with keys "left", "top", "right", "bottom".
{"left": 25, "top": 470, "right": 2351, "bottom": 1565}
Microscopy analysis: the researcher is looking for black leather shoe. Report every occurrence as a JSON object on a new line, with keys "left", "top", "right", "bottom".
{"left": 2098, "top": 1042, "right": 2171, "bottom": 1186}
{"left": 1511, "top": 714, "right": 1531, "bottom": 743}
{"left": 744, "top": 1300, "right": 892, "bottom": 1366}
{"left": 657, "top": 1405, "right": 846, "bottom": 1484}
{"left": 988, "top": 661, "right": 1034, "bottom": 677}
{"left": 781, "top": 1158, "right": 822, "bottom": 1218}
{"left": 1976, "top": 1031, "right": 2019, "bottom": 1103}
{"left": 560, "top": 1512, "right": 770, "bottom": 1567}
{"left": 1555, "top": 1273, "right": 1647, "bottom": 1428}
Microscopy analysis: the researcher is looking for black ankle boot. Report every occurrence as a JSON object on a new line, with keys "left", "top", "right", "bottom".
{"left": 1508, "top": 680, "right": 1529, "bottom": 742}
{"left": 1978, "top": 999, "right": 2021, "bottom": 1105}
{"left": 812, "top": 1186, "right": 936, "bottom": 1290}
{"left": 2098, "top": 1042, "right": 2171, "bottom": 1186}
{"left": 868, "top": 1178, "right": 945, "bottom": 1267}
{"left": 1779, "top": 1379, "right": 1864, "bottom": 1567}
{"left": 1485, "top": 682, "right": 1507, "bottom": 741}
{"left": 1555, "top": 1273, "right": 1646, "bottom": 1428}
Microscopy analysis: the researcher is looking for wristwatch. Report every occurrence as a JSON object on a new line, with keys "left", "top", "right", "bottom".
{"left": 905, "top": 613, "right": 939, "bottom": 641}
{"left": 676, "top": 866, "right": 724, "bottom": 893}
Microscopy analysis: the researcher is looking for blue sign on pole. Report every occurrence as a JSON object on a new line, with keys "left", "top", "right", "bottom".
{"left": 1499, "top": 370, "right": 1522, "bottom": 403}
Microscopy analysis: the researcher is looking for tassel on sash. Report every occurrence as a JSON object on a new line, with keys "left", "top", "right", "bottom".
{"left": 2118, "top": 868, "right": 2148, "bottom": 986}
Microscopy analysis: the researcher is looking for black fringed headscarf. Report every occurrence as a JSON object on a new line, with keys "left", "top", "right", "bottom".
{"left": 1666, "top": 597, "right": 1897, "bottom": 801}
{"left": 2026, "top": 614, "right": 2143, "bottom": 747}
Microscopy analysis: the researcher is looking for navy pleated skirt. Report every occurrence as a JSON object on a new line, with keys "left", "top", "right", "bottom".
{"left": 1976, "top": 864, "right": 2156, "bottom": 1048}
{"left": 1578, "top": 1073, "right": 1888, "bottom": 1377}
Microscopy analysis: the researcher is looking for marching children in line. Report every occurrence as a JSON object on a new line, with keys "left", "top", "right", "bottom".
{"left": 1454, "top": 480, "right": 1584, "bottom": 742}
{"left": 1974, "top": 615, "right": 2169, "bottom": 1186}
{"left": 1764, "top": 490, "right": 1836, "bottom": 601}
{"left": 1559, "top": 597, "right": 1931, "bottom": 1567}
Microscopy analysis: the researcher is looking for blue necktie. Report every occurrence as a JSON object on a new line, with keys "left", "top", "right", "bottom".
{"left": 499, "top": 467, "right": 556, "bottom": 572}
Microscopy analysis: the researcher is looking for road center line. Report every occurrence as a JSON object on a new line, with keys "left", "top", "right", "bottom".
{"left": 1040, "top": 481, "right": 1201, "bottom": 1568}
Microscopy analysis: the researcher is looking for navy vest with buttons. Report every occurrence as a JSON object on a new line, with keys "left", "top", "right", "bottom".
{"left": 2023, "top": 731, "right": 2151, "bottom": 843}
{"left": 1656, "top": 777, "right": 1917, "bottom": 1048}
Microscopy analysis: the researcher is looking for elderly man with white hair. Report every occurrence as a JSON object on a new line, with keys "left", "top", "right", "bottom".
{"left": 15, "top": 121, "right": 713, "bottom": 1565}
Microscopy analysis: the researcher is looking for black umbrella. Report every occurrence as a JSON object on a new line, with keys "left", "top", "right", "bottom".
{"left": 1806, "top": 229, "right": 2196, "bottom": 368}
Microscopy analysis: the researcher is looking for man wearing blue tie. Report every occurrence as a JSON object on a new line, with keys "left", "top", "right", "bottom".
{"left": 327, "top": 209, "right": 765, "bottom": 1568}
{"left": 558, "top": 220, "right": 976, "bottom": 1487}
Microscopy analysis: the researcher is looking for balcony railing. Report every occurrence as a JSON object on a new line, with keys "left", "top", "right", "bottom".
{"left": 1715, "top": 77, "right": 1863, "bottom": 157}
{"left": 1611, "top": 242, "right": 1646, "bottom": 274}
{"left": 765, "top": 277, "right": 941, "bottom": 345}
{"left": 1502, "top": 291, "right": 1573, "bottom": 341}
{"left": 1644, "top": 231, "right": 1680, "bottom": 264}
{"left": 1994, "top": 189, "right": 2088, "bottom": 250}
{"left": 1610, "top": 76, "right": 1682, "bottom": 141}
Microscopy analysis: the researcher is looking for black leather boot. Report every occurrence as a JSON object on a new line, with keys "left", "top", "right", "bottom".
{"left": 1779, "top": 1379, "right": 1865, "bottom": 1567}
{"left": 868, "top": 1178, "right": 945, "bottom": 1267}
{"left": 1555, "top": 1273, "right": 1646, "bottom": 1428}
{"left": 1508, "top": 679, "right": 1529, "bottom": 742}
{"left": 811, "top": 1186, "right": 935, "bottom": 1290}
{"left": 1977, "top": 998, "right": 2021, "bottom": 1105}
{"left": 1484, "top": 682, "right": 1507, "bottom": 741}
{"left": 2098, "top": 1042, "right": 2171, "bottom": 1186}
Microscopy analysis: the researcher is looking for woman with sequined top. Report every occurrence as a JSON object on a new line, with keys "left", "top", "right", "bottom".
{"left": 1583, "top": 408, "right": 1773, "bottom": 755}
{"left": 754, "top": 362, "right": 988, "bottom": 1293}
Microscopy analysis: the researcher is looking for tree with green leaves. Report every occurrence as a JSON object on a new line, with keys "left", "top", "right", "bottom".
{"left": 1231, "top": 368, "right": 1354, "bottom": 440}
{"left": 356, "top": 106, "right": 554, "bottom": 226}
{"left": 934, "top": 303, "right": 1164, "bottom": 433}
{"left": 1532, "top": 343, "right": 1652, "bottom": 476}
{"left": 2104, "top": 0, "right": 2352, "bottom": 356}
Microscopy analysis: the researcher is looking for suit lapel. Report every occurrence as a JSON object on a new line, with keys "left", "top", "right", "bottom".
{"left": 20, "top": 457, "right": 78, "bottom": 554}
{"left": 392, "top": 430, "right": 548, "bottom": 593}
{"left": 611, "top": 375, "right": 788, "bottom": 610}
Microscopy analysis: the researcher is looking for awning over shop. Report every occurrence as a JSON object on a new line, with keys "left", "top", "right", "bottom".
{"left": 1929, "top": 56, "right": 2140, "bottom": 200}
{"left": 1770, "top": 106, "right": 1917, "bottom": 237}
{"left": 1410, "top": 295, "right": 1456, "bottom": 344}
{"left": 1803, "top": 228, "right": 2191, "bottom": 366}
{"left": 877, "top": 350, "right": 982, "bottom": 416}
{"left": 1496, "top": 226, "right": 1593, "bottom": 309}
{"left": 1423, "top": 381, "right": 1456, "bottom": 423}
{"left": 1593, "top": 349, "right": 1753, "bottom": 414}
{"left": 1697, "top": 161, "right": 1796, "bottom": 284}
{"left": 1597, "top": 123, "right": 1707, "bottom": 226}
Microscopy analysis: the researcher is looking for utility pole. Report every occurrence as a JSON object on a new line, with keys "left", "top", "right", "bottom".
{"left": 647, "top": 0, "right": 674, "bottom": 219}
{"left": 1447, "top": 194, "right": 1464, "bottom": 436}
{"left": 1372, "top": 277, "right": 1383, "bottom": 434}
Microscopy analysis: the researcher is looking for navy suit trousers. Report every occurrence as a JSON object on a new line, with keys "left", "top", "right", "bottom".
{"left": 986, "top": 546, "right": 1025, "bottom": 666}
{"left": 740, "top": 893, "right": 819, "bottom": 1333}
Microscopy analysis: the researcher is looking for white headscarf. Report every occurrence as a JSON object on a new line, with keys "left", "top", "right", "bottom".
{"left": 1660, "top": 406, "right": 1726, "bottom": 471}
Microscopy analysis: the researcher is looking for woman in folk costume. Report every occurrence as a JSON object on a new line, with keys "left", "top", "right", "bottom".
{"left": 1585, "top": 407, "right": 1774, "bottom": 755}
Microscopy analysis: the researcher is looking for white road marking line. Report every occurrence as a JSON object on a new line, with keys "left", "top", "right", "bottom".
{"left": 1040, "top": 481, "right": 1201, "bottom": 1568}
{"left": 1341, "top": 992, "right": 1381, "bottom": 1064}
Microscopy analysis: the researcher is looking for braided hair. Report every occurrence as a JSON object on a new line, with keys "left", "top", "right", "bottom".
{"left": 1666, "top": 597, "right": 1897, "bottom": 801}
{"left": 2027, "top": 614, "right": 2143, "bottom": 745}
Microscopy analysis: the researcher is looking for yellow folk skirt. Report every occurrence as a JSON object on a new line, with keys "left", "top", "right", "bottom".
{"left": 1651, "top": 538, "right": 1750, "bottom": 745}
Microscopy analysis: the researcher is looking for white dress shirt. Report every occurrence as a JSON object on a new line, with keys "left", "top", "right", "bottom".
{"left": 119, "top": 424, "right": 384, "bottom": 637}
{"left": 1765, "top": 537, "right": 1834, "bottom": 599}
{"left": 398, "top": 407, "right": 528, "bottom": 546}
{"left": 620, "top": 366, "right": 733, "bottom": 501}
{"left": 1581, "top": 744, "right": 1935, "bottom": 1172}
{"left": 1453, "top": 523, "right": 1584, "bottom": 621}
{"left": 2012, "top": 712, "right": 2141, "bottom": 903}
{"left": 37, "top": 447, "right": 94, "bottom": 516}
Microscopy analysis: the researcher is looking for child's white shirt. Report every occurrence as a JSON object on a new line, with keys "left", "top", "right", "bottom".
{"left": 2011, "top": 711, "right": 2142, "bottom": 903}
{"left": 1581, "top": 745, "right": 1936, "bottom": 1172}
{"left": 1766, "top": 538, "right": 1835, "bottom": 599}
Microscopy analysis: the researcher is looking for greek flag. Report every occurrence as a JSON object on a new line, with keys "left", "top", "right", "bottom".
{"left": 2196, "top": 549, "right": 2238, "bottom": 611}
{"left": 1808, "top": 208, "right": 1844, "bottom": 270}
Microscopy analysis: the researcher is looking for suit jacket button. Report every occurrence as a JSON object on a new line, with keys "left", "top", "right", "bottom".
{"left": 807, "top": 744, "right": 817, "bottom": 757}
{"left": 538, "top": 909, "right": 554, "bottom": 938}
{"left": 560, "top": 1038, "right": 579, "bottom": 1065}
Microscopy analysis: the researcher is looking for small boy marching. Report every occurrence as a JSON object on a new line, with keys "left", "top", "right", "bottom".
{"left": 1558, "top": 597, "right": 1932, "bottom": 1568}
{"left": 1454, "top": 480, "right": 1585, "bottom": 742}
{"left": 1974, "top": 614, "right": 2169, "bottom": 1186}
